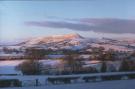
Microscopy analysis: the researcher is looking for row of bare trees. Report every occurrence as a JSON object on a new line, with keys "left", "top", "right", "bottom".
{"left": 16, "top": 47, "right": 135, "bottom": 75}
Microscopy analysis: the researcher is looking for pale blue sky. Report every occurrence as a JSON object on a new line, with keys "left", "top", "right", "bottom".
{"left": 1, "top": 0, "right": 135, "bottom": 42}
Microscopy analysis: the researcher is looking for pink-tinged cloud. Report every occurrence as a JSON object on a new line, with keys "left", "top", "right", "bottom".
{"left": 25, "top": 18, "right": 135, "bottom": 33}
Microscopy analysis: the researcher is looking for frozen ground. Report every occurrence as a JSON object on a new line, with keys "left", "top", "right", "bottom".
{"left": 0, "top": 60, "right": 61, "bottom": 75}
{"left": 0, "top": 60, "right": 102, "bottom": 75}
{"left": 1, "top": 79, "right": 135, "bottom": 89}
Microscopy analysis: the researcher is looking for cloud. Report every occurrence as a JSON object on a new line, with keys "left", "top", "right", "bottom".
{"left": 25, "top": 18, "right": 135, "bottom": 34}
{"left": 79, "top": 18, "right": 135, "bottom": 33}
{"left": 25, "top": 21, "right": 94, "bottom": 31}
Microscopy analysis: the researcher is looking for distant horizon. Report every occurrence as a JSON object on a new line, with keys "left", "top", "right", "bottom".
{"left": 1, "top": 0, "right": 135, "bottom": 42}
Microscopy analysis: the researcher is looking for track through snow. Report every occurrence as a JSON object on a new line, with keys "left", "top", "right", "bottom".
{"left": 1, "top": 79, "right": 135, "bottom": 89}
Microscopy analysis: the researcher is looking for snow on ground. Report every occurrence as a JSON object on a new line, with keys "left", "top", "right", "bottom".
{"left": 0, "top": 60, "right": 24, "bottom": 75}
{"left": 0, "top": 52, "right": 24, "bottom": 57}
{"left": 0, "top": 72, "right": 135, "bottom": 84}
{"left": 91, "top": 43, "right": 133, "bottom": 51}
{"left": 0, "top": 60, "right": 24, "bottom": 66}
{"left": 0, "top": 60, "right": 62, "bottom": 75}
{"left": 0, "top": 60, "right": 61, "bottom": 67}
{"left": 1, "top": 79, "right": 135, "bottom": 89}
{"left": 0, "top": 66, "right": 21, "bottom": 75}
{"left": 0, "top": 60, "right": 121, "bottom": 75}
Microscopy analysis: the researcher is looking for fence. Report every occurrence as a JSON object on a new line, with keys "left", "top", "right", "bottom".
{"left": 0, "top": 71, "right": 135, "bottom": 87}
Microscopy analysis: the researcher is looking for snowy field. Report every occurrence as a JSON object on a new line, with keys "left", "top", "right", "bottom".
{"left": 0, "top": 60, "right": 102, "bottom": 75}
{"left": 0, "top": 60, "right": 62, "bottom": 75}
{"left": 0, "top": 79, "right": 135, "bottom": 89}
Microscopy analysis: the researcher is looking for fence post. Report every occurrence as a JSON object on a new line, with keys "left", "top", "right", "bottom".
{"left": 36, "top": 79, "right": 39, "bottom": 86}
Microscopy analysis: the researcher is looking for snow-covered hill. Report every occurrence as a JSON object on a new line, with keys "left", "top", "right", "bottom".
{"left": 19, "top": 33, "right": 83, "bottom": 45}
{"left": 16, "top": 33, "right": 87, "bottom": 50}
{"left": 1, "top": 33, "right": 135, "bottom": 52}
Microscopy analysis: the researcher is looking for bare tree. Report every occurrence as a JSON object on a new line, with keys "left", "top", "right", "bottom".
{"left": 16, "top": 60, "right": 43, "bottom": 75}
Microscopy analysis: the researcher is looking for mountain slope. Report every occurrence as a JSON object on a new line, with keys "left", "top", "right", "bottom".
{"left": 19, "top": 33, "right": 84, "bottom": 46}
{"left": 17, "top": 33, "right": 135, "bottom": 51}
